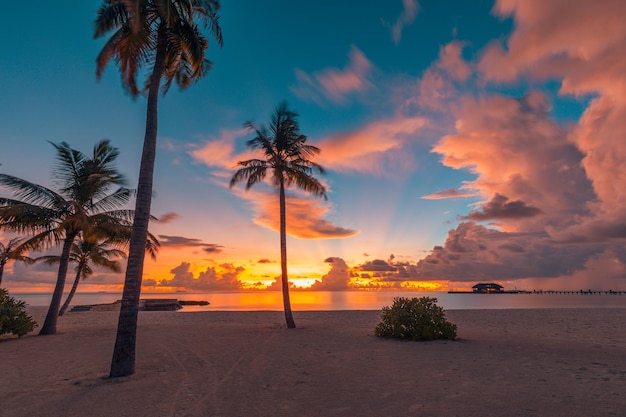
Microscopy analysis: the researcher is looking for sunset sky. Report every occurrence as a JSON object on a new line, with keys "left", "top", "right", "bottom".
{"left": 2, "top": 0, "right": 626, "bottom": 293}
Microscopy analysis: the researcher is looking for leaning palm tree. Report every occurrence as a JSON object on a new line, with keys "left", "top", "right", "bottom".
{"left": 0, "top": 140, "right": 132, "bottom": 335}
{"left": 95, "top": 0, "right": 223, "bottom": 377}
{"left": 230, "top": 102, "right": 327, "bottom": 328}
{"left": 37, "top": 237, "right": 126, "bottom": 316}
{"left": 0, "top": 237, "right": 33, "bottom": 286}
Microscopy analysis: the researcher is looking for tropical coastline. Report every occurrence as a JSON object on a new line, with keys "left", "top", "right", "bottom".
{"left": 1, "top": 307, "right": 625, "bottom": 417}
{"left": 11, "top": 290, "right": 626, "bottom": 312}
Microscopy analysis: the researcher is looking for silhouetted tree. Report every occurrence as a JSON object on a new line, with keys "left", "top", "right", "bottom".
{"left": 0, "top": 140, "right": 132, "bottom": 335}
{"left": 95, "top": 0, "right": 223, "bottom": 377}
{"left": 230, "top": 102, "right": 327, "bottom": 328}
{"left": 0, "top": 237, "right": 33, "bottom": 286}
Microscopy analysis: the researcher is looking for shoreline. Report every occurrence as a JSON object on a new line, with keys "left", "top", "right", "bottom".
{"left": 1, "top": 308, "right": 625, "bottom": 416}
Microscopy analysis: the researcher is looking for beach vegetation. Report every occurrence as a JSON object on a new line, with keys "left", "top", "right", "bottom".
{"left": 95, "top": 0, "right": 223, "bottom": 377}
{"left": 0, "top": 140, "right": 132, "bottom": 336}
{"left": 0, "top": 237, "right": 34, "bottom": 286}
{"left": 230, "top": 102, "right": 327, "bottom": 329}
{"left": 375, "top": 297, "right": 457, "bottom": 341}
{"left": 0, "top": 288, "right": 37, "bottom": 337}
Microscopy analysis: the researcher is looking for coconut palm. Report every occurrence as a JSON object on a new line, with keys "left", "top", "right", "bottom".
{"left": 230, "top": 102, "right": 327, "bottom": 328}
{"left": 95, "top": 0, "right": 223, "bottom": 377}
{"left": 0, "top": 140, "right": 132, "bottom": 335}
{"left": 37, "top": 237, "right": 126, "bottom": 316}
{"left": 0, "top": 237, "right": 33, "bottom": 286}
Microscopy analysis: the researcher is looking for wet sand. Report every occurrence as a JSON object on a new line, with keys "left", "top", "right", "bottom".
{"left": 1, "top": 308, "right": 625, "bottom": 417}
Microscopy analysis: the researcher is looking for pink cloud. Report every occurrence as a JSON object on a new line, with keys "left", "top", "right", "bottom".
{"left": 390, "top": 0, "right": 419, "bottom": 44}
{"left": 421, "top": 188, "right": 478, "bottom": 200}
{"left": 433, "top": 92, "right": 592, "bottom": 231}
{"left": 415, "top": 41, "right": 472, "bottom": 111}
{"left": 316, "top": 115, "right": 427, "bottom": 175}
{"left": 291, "top": 46, "right": 374, "bottom": 104}
{"left": 480, "top": 0, "right": 626, "bottom": 99}
{"left": 189, "top": 128, "right": 249, "bottom": 170}
{"left": 229, "top": 185, "right": 358, "bottom": 239}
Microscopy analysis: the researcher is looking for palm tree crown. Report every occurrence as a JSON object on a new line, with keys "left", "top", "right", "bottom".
{"left": 0, "top": 237, "right": 33, "bottom": 286}
{"left": 0, "top": 140, "right": 132, "bottom": 335}
{"left": 95, "top": 0, "right": 223, "bottom": 96}
{"left": 230, "top": 102, "right": 327, "bottom": 328}
{"left": 96, "top": 0, "right": 223, "bottom": 378}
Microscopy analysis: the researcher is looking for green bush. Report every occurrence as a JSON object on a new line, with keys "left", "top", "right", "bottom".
{"left": 0, "top": 288, "right": 38, "bottom": 337}
{"left": 374, "top": 296, "right": 457, "bottom": 341}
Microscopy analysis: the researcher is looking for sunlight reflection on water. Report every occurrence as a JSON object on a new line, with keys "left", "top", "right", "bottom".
{"left": 13, "top": 291, "right": 626, "bottom": 311}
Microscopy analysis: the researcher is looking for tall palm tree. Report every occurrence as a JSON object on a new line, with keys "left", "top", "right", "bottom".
{"left": 95, "top": 0, "right": 223, "bottom": 377}
{"left": 37, "top": 237, "right": 126, "bottom": 316}
{"left": 0, "top": 237, "right": 33, "bottom": 286}
{"left": 0, "top": 140, "right": 132, "bottom": 335}
{"left": 230, "top": 102, "right": 327, "bottom": 328}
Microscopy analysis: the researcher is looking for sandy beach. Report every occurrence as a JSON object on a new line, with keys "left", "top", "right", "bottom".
{"left": 1, "top": 308, "right": 625, "bottom": 417}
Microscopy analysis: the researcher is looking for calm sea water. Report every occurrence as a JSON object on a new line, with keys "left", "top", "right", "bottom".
{"left": 12, "top": 291, "right": 626, "bottom": 311}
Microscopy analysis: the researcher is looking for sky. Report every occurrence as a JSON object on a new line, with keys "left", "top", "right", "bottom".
{"left": 2, "top": 0, "right": 626, "bottom": 293}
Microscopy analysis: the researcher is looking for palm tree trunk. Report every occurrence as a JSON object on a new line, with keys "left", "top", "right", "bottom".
{"left": 59, "top": 264, "right": 84, "bottom": 316}
{"left": 39, "top": 233, "right": 77, "bottom": 335}
{"left": 110, "top": 26, "right": 167, "bottom": 378}
{"left": 279, "top": 180, "right": 296, "bottom": 328}
{"left": 0, "top": 261, "right": 5, "bottom": 287}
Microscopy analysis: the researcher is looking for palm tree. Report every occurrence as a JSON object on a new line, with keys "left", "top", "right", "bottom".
{"left": 230, "top": 102, "right": 327, "bottom": 328}
{"left": 0, "top": 140, "right": 132, "bottom": 335}
{"left": 95, "top": 0, "right": 223, "bottom": 377}
{"left": 37, "top": 237, "right": 126, "bottom": 316}
{"left": 0, "top": 237, "right": 33, "bottom": 286}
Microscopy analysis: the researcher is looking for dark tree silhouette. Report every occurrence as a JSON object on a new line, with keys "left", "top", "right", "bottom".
{"left": 0, "top": 140, "right": 131, "bottom": 335}
{"left": 230, "top": 102, "right": 327, "bottom": 328}
{"left": 95, "top": 0, "right": 222, "bottom": 377}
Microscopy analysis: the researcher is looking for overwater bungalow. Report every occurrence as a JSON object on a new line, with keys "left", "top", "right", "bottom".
{"left": 472, "top": 283, "right": 504, "bottom": 293}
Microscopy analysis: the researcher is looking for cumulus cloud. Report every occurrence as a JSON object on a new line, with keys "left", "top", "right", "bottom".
{"left": 153, "top": 261, "right": 244, "bottom": 291}
{"left": 309, "top": 257, "right": 352, "bottom": 290}
{"left": 462, "top": 194, "right": 542, "bottom": 221}
{"left": 433, "top": 92, "right": 594, "bottom": 231}
{"left": 291, "top": 46, "right": 375, "bottom": 104}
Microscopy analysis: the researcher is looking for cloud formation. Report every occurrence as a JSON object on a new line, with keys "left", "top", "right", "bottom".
{"left": 148, "top": 261, "right": 244, "bottom": 291}
{"left": 291, "top": 46, "right": 374, "bottom": 104}
{"left": 421, "top": 188, "right": 478, "bottom": 200}
{"left": 316, "top": 115, "right": 428, "bottom": 175}
{"left": 390, "top": 0, "right": 419, "bottom": 44}
{"left": 190, "top": 130, "right": 358, "bottom": 239}
{"left": 158, "top": 235, "right": 224, "bottom": 253}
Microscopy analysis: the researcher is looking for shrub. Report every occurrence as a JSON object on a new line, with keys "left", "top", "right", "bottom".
{"left": 374, "top": 296, "right": 457, "bottom": 341}
{"left": 0, "top": 288, "right": 38, "bottom": 337}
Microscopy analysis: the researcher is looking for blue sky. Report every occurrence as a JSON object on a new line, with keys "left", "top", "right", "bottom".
{"left": 2, "top": 0, "right": 626, "bottom": 293}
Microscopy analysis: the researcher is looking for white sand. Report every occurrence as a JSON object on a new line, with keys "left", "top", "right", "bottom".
{"left": 1, "top": 308, "right": 625, "bottom": 417}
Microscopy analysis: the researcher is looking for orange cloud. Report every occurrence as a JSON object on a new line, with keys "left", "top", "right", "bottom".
{"left": 316, "top": 115, "right": 427, "bottom": 175}
{"left": 230, "top": 185, "right": 358, "bottom": 239}
{"left": 421, "top": 188, "right": 478, "bottom": 200}
{"left": 291, "top": 46, "right": 374, "bottom": 104}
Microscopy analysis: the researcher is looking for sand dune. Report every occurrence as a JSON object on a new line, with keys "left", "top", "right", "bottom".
{"left": 1, "top": 308, "right": 625, "bottom": 417}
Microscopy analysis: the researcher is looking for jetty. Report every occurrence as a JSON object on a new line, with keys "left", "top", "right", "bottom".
{"left": 69, "top": 298, "right": 210, "bottom": 312}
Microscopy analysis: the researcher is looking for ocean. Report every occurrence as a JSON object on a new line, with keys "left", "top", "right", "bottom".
{"left": 12, "top": 290, "right": 626, "bottom": 312}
